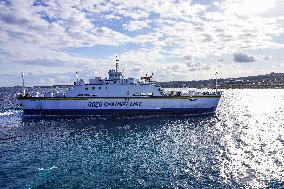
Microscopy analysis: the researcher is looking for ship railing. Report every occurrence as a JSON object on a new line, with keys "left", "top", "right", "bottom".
{"left": 189, "top": 91, "right": 222, "bottom": 96}
{"left": 161, "top": 89, "right": 222, "bottom": 97}
{"left": 17, "top": 91, "right": 68, "bottom": 98}
{"left": 17, "top": 93, "right": 32, "bottom": 98}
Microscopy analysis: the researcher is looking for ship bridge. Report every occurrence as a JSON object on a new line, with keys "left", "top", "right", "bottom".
{"left": 108, "top": 62, "right": 123, "bottom": 80}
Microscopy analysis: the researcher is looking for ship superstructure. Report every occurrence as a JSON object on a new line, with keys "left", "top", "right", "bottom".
{"left": 17, "top": 59, "right": 222, "bottom": 116}
{"left": 67, "top": 63, "right": 161, "bottom": 98}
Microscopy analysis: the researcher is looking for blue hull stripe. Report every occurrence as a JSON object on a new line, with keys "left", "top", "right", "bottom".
{"left": 23, "top": 108, "right": 216, "bottom": 116}
{"left": 18, "top": 96, "right": 221, "bottom": 100}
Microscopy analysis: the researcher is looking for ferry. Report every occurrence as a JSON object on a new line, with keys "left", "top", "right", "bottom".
{"left": 17, "top": 59, "right": 222, "bottom": 116}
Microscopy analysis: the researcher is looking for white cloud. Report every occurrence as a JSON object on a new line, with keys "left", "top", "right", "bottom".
{"left": 116, "top": 9, "right": 149, "bottom": 20}
{"left": 1, "top": 0, "right": 284, "bottom": 86}
{"left": 186, "top": 62, "right": 211, "bottom": 72}
{"left": 123, "top": 20, "right": 150, "bottom": 31}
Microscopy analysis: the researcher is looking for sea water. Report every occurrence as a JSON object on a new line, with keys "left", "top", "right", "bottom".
{"left": 0, "top": 88, "right": 284, "bottom": 188}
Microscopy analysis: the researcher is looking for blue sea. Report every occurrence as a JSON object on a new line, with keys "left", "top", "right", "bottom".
{"left": 1, "top": 88, "right": 284, "bottom": 188}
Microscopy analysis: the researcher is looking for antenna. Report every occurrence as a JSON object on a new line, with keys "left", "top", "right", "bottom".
{"left": 215, "top": 71, "right": 218, "bottom": 94}
{"left": 115, "top": 56, "right": 119, "bottom": 72}
{"left": 21, "top": 72, "right": 26, "bottom": 96}
{"left": 76, "top": 72, "right": 79, "bottom": 85}
{"left": 122, "top": 67, "right": 125, "bottom": 78}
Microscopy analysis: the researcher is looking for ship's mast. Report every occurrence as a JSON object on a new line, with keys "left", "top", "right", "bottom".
{"left": 22, "top": 72, "right": 26, "bottom": 96}
{"left": 215, "top": 72, "right": 218, "bottom": 93}
{"left": 115, "top": 56, "right": 119, "bottom": 72}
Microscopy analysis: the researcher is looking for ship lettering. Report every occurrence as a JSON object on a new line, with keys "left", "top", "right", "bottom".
{"left": 88, "top": 101, "right": 142, "bottom": 108}
{"left": 129, "top": 102, "right": 142, "bottom": 106}
{"left": 88, "top": 102, "right": 102, "bottom": 108}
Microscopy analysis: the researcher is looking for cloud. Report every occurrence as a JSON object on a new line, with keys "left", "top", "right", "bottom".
{"left": 19, "top": 59, "right": 69, "bottom": 67}
{"left": 185, "top": 62, "right": 211, "bottom": 72}
{"left": 264, "top": 55, "right": 272, "bottom": 60}
{"left": 1, "top": 0, "right": 284, "bottom": 86}
{"left": 117, "top": 9, "right": 149, "bottom": 20}
{"left": 183, "top": 55, "right": 211, "bottom": 72}
{"left": 233, "top": 53, "right": 256, "bottom": 62}
{"left": 123, "top": 20, "right": 150, "bottom": 31}
{"left": 184, "top": 55, "right": 192, "bottom": 61}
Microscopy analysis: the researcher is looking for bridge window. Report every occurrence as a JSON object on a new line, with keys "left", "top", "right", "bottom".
{"left": 92, "top": 87, "right": 95, "bottom": 90}
{"left": 85, "top": 87, "right": 88, "bottom": 90}
{"left": 133, "top": 93, "right": 139, "bottom": 96}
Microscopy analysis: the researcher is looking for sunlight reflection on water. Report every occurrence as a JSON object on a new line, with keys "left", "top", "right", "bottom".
{"left": 217, "top": 89, "right": 284, "bottom": 188}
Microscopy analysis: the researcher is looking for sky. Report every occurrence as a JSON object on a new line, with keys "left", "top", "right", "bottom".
{"left": 0, "top": 0, "right": 284, "bottom": 87}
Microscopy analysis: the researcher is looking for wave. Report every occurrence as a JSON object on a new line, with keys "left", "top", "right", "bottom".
{"left": 0, "top": 110, "right": 22, "bottom": 117}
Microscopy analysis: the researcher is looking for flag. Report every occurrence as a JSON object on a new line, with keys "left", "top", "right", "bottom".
{"left": 21, "top": 72, "right": 24, "bottom": 78}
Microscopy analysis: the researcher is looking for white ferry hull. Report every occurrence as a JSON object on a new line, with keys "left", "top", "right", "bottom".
{"left": 18, "top": 96, "right": 221, "bottom": 116}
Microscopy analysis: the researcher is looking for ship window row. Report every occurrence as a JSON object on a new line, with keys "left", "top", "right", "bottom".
{"left": 77, "top": 94, "right": 97, "bottom": 97}
{"left": 110, "top": 73, "right": 121, "bottom": 77}
{"left": 133, "top": 93, "right": 153, "bottom": 96}
{"left": 84, "top": 87, "right": 103, "bottom": 90}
